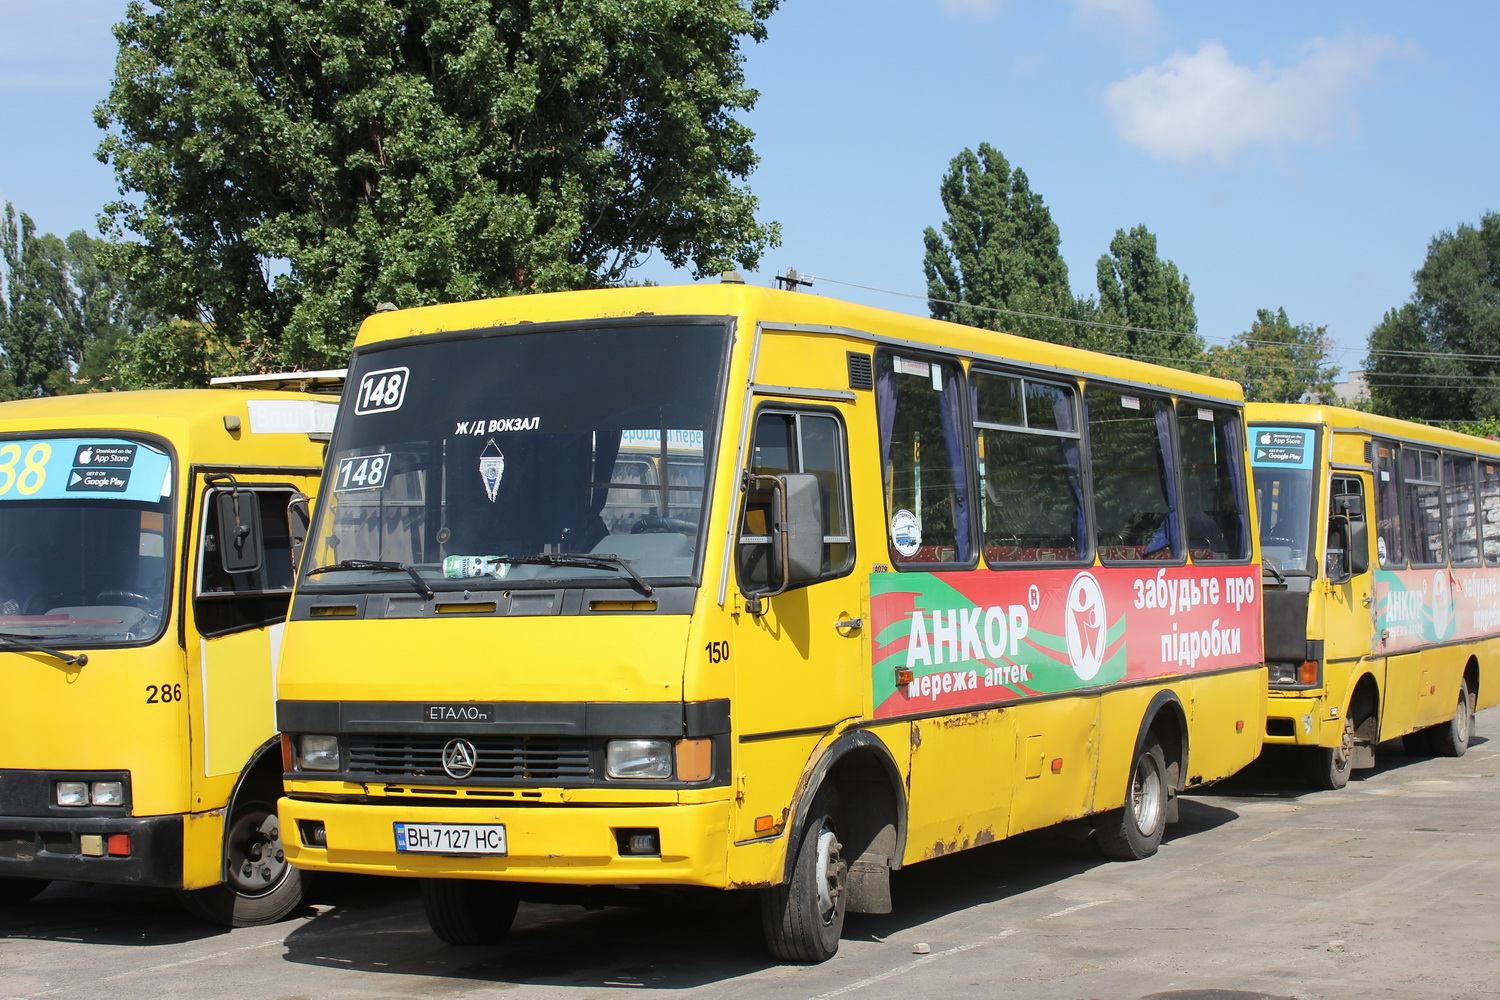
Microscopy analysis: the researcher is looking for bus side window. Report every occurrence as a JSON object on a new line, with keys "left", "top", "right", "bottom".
{"left": 875, "top": 351, "right": 972, "bottom": 566}
{"left": 972, "top": 370, "right": 1086, "bottom": 564}
{"left": 1444, "top": 454, "right": 1481, "bottom": 566}
{"left": 1401, "top": 447, "right": 1444, "bottom": 566}
{"left": 737, "top": 410, "right": 852, "bottom": 591}
{"left": 197, "top": 487, "right": 298, "bottom": 637}
{"left": 1374, "top": 441, "right": 1403, "bottom": 567}
{"left": 1176, "top": 401, "right": 1250, "bottom": 562}
{"left": 1088, "top": 389, "right": 1178, "bottom": 562}
{"left": 1482, "top": 461, "right": 1500, "bottom": 567}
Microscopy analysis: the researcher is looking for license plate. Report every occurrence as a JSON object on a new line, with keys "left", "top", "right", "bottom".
{"left": 394, "top": 822, "right": 507, "bottom": 855}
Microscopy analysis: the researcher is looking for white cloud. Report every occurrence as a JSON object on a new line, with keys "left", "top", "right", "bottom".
{"left": 1104, "top": 35, "right": 1411, "bottom": 165}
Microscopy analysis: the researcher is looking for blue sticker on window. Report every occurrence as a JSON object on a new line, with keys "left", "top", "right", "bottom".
{"left": 0, "top": 438, "right": 171, "bottom": 502}
{"left": 1249, "top": 426, "right": 1314, "bottom": 469}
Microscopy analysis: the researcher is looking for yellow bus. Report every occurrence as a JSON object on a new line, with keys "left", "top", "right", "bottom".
{"left": 276, "top": 284, "right": 1265, "bottom": 962}
{"left": 1249, "top": 403, "right": 1500, "bottom": 788}
{"left": 0, "top": 376, "right": 338, "bottom": 924}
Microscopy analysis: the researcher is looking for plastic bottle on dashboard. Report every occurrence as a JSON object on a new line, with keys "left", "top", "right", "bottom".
{"left": 442, "top": 555, "right": 506, "bottom": 579}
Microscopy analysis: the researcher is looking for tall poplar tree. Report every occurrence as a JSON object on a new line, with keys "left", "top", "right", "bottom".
{"left": 96, "top": 0, "right": 782, "bottom": 375}
{"left": 1090, "top": 224, "right": 1201, "bottom": 366}
{"left": 921, "top": 144, "right": 1075, "bottom": 343}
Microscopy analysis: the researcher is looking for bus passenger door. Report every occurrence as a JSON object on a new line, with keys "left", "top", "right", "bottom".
{"left": 730, "top": 404, "right": 865, "bottom": 846}
{"left": 1324, "top": 472, "right": 1378, "bottom": 744}
{"left": 184, "top": 477, "right": 310, "bottom": 845}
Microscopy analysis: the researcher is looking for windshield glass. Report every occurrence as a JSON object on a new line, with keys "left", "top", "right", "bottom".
{"left": 0, "top": 437, "right": 172, "bottom": 644}
{"left": 1249, "top": 424, "right": 1318, "bottom": 575}
{"left": 302, "top": 320, "right": 729, "bottom": 594}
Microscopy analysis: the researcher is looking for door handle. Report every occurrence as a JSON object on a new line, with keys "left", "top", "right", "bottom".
{"left": 834, "top": 616, "right": 863, "bottom": 634}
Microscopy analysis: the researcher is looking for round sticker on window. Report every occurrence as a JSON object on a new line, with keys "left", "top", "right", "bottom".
{"left": 1376, "top": 535, "right": 1388, "bottom": 565}
{"left": 891, "top": 509, "right": 922, "bottom": 557}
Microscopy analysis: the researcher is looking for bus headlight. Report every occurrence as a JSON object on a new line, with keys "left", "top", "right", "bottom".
{"left": 606, "top": 739, "right": 672, "bottom": 779}
{"left": 55, "top": 782, "right": 89, "bottom": 806}
{"left": 297, "top": 734, "right": 342, "bottom": 771}
{"left": 90, "top": 781, "right": 125, "bottom": 806}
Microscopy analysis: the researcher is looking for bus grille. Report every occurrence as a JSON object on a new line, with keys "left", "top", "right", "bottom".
{"left": 345, "top": 735, "right": 593, "bottom": 782}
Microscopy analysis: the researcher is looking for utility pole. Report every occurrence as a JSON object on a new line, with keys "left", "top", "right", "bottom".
{"left": 775, "top": 268, "right": 813, "bottom": 292}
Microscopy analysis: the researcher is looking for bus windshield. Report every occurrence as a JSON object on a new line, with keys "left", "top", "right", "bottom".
{"left": 302, "top": 321, "right": 728, "bottom": 594}
{"left": 0, "top": 437, "right": 172, "bottom": 644}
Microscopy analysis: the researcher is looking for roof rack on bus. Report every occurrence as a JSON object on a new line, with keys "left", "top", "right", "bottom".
{"left": 209, "top": 369, "right": 347, "bottom": 395}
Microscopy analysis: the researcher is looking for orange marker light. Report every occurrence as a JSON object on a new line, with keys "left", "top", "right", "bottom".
{"left": 106, "top": 833, "right": 131, "bottom": 857}
{"left": 754, "top": 815, "right": 776, "bottom": 833}
{"left": 1050, "top": 758, "right": 1064, "bottom": 773}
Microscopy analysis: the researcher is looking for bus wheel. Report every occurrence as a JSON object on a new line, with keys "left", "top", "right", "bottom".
{"left": 179, "top": 795, "right": 304, "bottom": 927}
{"left": 420, "top": 878, "right": 519, "bottom": 945}
{"left": 1304, "top": 717, "right": 1355, "bottom": 790}
{"left": 1428, "top": 679, "right": 1474, "bottom": 758}
{"left": 0, "top": 877, "right": 50, "bottom": 904}
{"left": 760, "top": 794, "right": 847, "bottom": 963}
{"left": 1096, "top": 742, "right": 1168, "bottom": 860}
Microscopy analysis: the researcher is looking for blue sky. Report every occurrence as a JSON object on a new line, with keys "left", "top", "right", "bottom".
{"left": 1, "top": 1, "right": 1495, "bottom": 378}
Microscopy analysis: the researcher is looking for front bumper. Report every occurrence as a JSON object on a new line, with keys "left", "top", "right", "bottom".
{"left": 1265, "top": 693, "right": 1344, "bottom": 748}
{"left": 279, "top": 796, "right": 733, "bottom": 888}
{"left": 0, "top": 813, "right": 184, "bottom": 888}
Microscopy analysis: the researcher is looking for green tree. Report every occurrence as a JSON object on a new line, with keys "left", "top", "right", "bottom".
{"left": 1206, "top": 307, "right": 1339, "bottom": 404}
{"left": 95, "top": 0, "right": 782, "bottom": 375}
{"left": 922, "top": 143, "right": 1075, "bottom": 343}
{"left": 1089, "top": 224, "right": 1201, "bottom": 366}
{"left": 1364, "top": 212, "right": 1500, "bottom": 420}
{"left": 0, "top": 204, "right": 145, "bottom": 397}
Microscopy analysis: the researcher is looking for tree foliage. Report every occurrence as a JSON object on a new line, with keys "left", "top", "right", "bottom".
{"left": 95, "top": 0, "right": 782, "bottom": 374}
{"left": 0, "top": 204, "right": 143, "bottom": 397}
{"left": 1206, "top": 307, "right": 1338, "bottom": 404}
{"left": 1088, "top": 224, "right": 1201, "bottom": 366}
{"left": 922, "top": 143, "right": 1075, "bottom": 343}
{"left": 1364, "top": 212, "right": 1500, "bottom": 421}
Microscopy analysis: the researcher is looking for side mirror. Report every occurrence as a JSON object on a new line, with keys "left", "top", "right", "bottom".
{"left": 287, "top": 491, "right": 312, "bottom": 573}
{"left": 1325, "top": 513, "right": 1369, "bottom": 584}
{"left": 1333, "top": 492, "right": 1365, "bottom": 519}
{"left": 214, "top": 489, "right": 264, "bottom": 574}
{"left": 741, "top": 472, "right": 825, "bottom": 609}
{"left": 773, "top": 473, "right": 824, "bottom": 586}
{"left": 1347, "top": 518, "right": 1370, "bottom": 576}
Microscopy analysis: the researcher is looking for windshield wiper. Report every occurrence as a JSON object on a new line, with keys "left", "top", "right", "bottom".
{"left": 493, "top": 553, "right": 656, "bottom": 597}
{"left": 306, "top": 559, "right": 436, "bottom": 600}
{"left": 1261, "top": 561, "right": 1287, "bottom": 584}
{"left": 0, "top": 631, "right": 87, "bottom": 666}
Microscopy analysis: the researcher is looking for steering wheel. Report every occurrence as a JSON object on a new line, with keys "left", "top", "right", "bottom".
{"left": 97, "top": 590, "right": 155, "bottom": 610}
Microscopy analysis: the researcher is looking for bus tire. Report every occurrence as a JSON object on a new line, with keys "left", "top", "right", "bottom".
{"left": 1096, "top": 742, "right": 1168, "bottom": 860}
{"left": 760, "top": 793, "right": 847, "bottom": 963}
{"left": 1304, "top": 716, "right": 1355, "bottom": 790}
{"left": 1427, "top": 679, "right": 1474, "bottom": 758}
{"left": 179, "top": 793, "right": 304, "bottom": 927}
{"left": 0, "top": 877, "right": 50, "bottom": 905}
{"left": 420, "top": 878, "right": 519, "bottom": 945}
